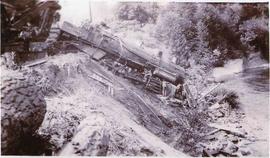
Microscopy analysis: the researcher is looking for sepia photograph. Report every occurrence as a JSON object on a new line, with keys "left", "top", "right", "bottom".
{"left": 0, "top": 0, "right": 269, "bottom": 157}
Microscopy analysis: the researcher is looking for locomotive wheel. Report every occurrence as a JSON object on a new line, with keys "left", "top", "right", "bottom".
{"left": 1, "top": 70, "right": 46, "bottom": 155}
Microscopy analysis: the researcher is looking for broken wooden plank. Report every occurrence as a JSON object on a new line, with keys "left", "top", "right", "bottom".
{"left": 24, "top": 59, "right": 48, "bottom": 67}
{"left": 208, "top": 124, "right": 247, "bottom": 138}
{"left": 198, "top": 83, "right": 222, "bottom": 101}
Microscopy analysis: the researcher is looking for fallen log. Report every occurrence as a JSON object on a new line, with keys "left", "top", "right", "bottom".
{"left": 207, "top": 125, "right": 246, "bottom": 138}
{"left": 198, "top": 83, "right": 222, "bottom": 102}
{"left": 24, "top": 59, "right": 48, "bottom": 67}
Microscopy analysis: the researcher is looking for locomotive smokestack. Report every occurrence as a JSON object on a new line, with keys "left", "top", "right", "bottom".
{"left": 89, "top": 0, "right": 92, "bottom": 23}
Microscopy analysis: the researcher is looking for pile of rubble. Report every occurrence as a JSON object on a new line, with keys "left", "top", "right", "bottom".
{"left": 156, "top": 64, "right": 255, "bottom": 157}
{"left": 198, "top": 88, "right": 253, "bottom": 157}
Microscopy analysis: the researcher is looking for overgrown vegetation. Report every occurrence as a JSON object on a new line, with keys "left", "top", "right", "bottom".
{"left": 116, "top": 3, "right": 269, "bottom": 69}
{"left": 173, "top": 108, "right": 209, "bottom": 156}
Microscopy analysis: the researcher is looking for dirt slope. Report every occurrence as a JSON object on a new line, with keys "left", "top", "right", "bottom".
{"left": 31, "top": 53, "right": 187, "bottom": 156}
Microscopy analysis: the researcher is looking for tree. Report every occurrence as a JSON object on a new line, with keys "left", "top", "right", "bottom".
{"left": 117, "top": 2, "right": 160, "bottom": 25}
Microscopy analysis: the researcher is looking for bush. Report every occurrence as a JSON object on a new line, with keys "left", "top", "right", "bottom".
{"left": 239, "top": 18, "right": 269, "bottom": 60}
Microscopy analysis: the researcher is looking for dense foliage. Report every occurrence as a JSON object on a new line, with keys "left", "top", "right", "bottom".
{"left": 156, "top": 3, "right": 269, "bottom": 69}
{"left": 117, "top": 3, "right": 269, "bottom": 69}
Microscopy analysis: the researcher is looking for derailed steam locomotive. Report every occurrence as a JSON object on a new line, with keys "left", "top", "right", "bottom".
{"left": 57, "top": 21, "right": 187, "bottom": 94}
